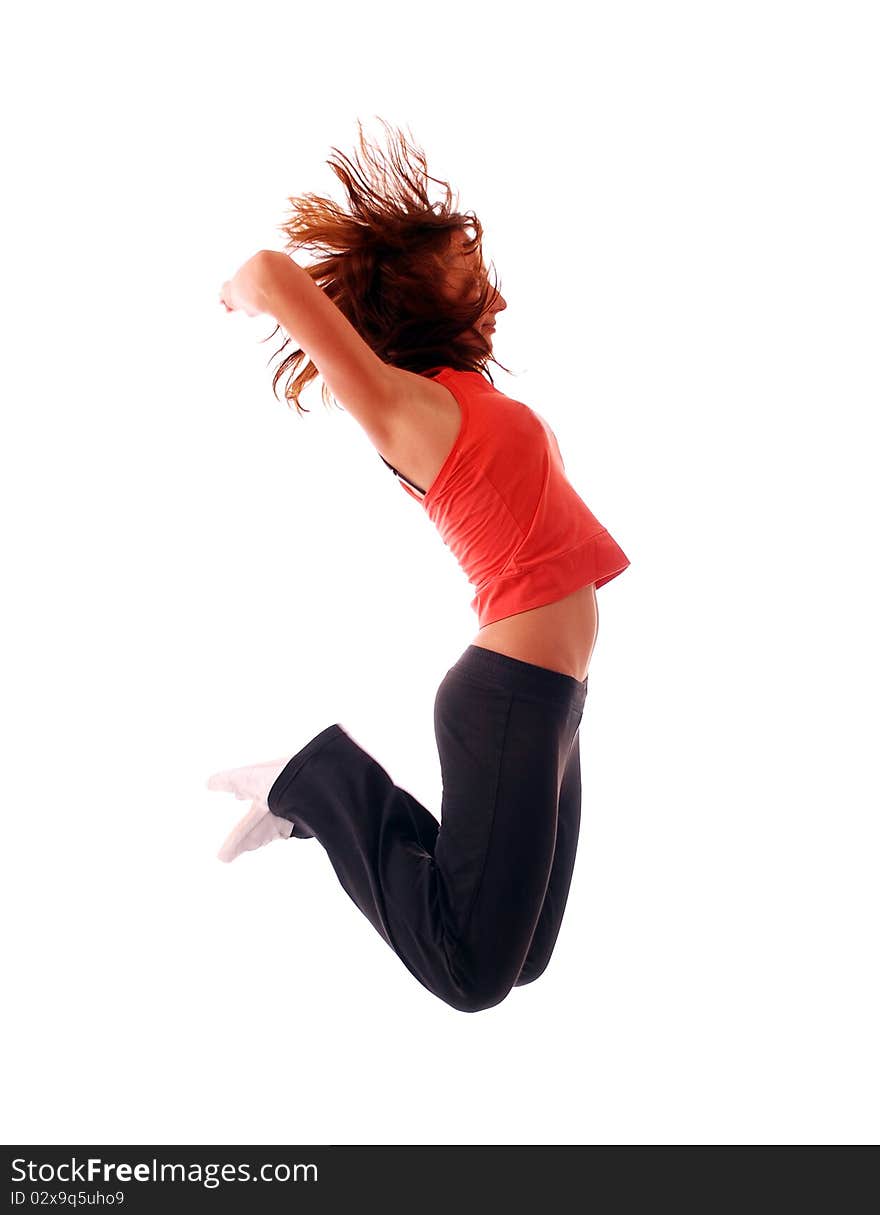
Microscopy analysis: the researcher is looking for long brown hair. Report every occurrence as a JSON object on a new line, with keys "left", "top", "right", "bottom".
{"left": 263, "top": 118, "right": 510, "bottom": 415}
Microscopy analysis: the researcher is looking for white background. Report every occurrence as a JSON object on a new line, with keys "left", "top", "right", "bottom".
{"left": 2, "top": 0, "right": 877, "bottom": 1146}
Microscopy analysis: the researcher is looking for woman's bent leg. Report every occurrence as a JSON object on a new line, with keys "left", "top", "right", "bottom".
{"left": 436, "top": 678, "right": 581, "bottom": 1007}
{"left": 514, "top": 724, "right": 583, "bottom": 986}
{"left": 266, "top": 650, "right": 586, "bottom": 1013}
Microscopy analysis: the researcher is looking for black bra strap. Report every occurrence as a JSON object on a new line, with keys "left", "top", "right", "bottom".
{"left": 378, "top": 452, "right": 427, "bottom": 495}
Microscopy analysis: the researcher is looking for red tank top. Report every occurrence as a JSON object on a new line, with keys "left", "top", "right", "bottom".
{"left": 383, "top": 367, "right": 630, "bottom": 628}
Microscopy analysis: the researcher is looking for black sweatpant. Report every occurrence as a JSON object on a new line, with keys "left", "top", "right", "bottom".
{"left": 267, "top": 644, "right": 588, "bottom": 1013}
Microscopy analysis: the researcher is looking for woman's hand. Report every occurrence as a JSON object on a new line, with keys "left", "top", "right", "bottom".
{"left": 219, "top": 251, "right": 277, "bottom": 317}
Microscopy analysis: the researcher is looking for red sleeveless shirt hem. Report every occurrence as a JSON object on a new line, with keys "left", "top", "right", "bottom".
{"left": 472, "top": 528, "right": 631, "bottom": 628}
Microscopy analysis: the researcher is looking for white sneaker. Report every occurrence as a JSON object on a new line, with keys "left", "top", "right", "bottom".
{"left": 216, "top": 797, "right": 294, "bottom": 863}
{"left": 206, "top": 756, "right": 291, "bottom": 801}
{"left": 207, "top": 756, "right": 296, "bottom": 861}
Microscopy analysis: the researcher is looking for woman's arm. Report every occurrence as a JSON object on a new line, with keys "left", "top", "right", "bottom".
{"left": 255, "top": 251, "right": 401, "bottom": 449}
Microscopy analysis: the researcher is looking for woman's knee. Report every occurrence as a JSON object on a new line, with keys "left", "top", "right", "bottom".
{"left": 444, "top": 971, "right": 516, "bottom": 1014}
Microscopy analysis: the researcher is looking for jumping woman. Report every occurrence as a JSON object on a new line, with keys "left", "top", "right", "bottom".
{"left": 209, "top": 120, "right": 630, "bottom": 1013}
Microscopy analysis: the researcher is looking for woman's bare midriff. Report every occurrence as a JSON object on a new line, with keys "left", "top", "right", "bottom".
{"left": 472, "top": 583, "right": 598, "bottom": 682}
{"left": 378, "top": 368, "right": 599, "bottom": 682}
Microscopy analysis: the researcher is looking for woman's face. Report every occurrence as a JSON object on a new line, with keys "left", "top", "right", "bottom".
{"left": 444, "top": 228, "right": 507, "bottom": 340}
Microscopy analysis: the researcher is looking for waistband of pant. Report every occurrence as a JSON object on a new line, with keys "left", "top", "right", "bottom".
{"left": 450, "top": 645, "right": 588, "bottom": 711}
